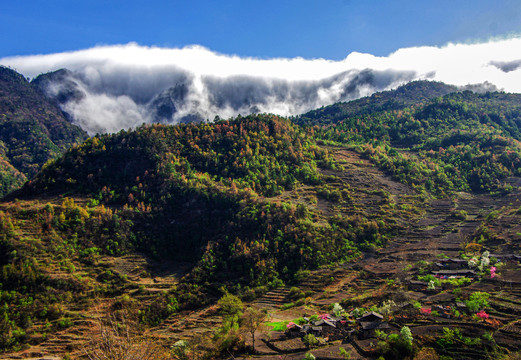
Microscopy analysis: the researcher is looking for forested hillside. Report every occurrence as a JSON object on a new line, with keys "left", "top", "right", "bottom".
{"left": 0, "top": 66, "right": 88, "bottom": 196}
{"left": 295, "top": 80, "right": 458, "bottom": 126}
{"left": 300, "top": 89, "right": 521, "bottom": 196}
{"left": 18, "top": 115, "right": 407, "bottom": 286}
{"left": 2, "top": 81, "right": 521, "bottom": 359}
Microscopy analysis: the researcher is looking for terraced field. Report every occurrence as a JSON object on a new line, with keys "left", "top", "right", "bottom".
{"left": 2, "top": 147, "right": 521, "bottom": 359}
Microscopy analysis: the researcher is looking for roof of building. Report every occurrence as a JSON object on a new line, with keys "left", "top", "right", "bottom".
{"left": 313, "top": 319, "right": 337, "bottom": 328}
{"left": 399, "top": 302, "right": 416, "bottom": 309}
{"left": 357, "top": 311, "right": 384, "bottom": 321}
{"left": 409, "top": 280, "right": 428, "bottom": 285}
{"left": 439, "top": 258, "right": 467, "bottom": 263}
{"left": 286, "top": 323, "right": 302, "bottom": 330}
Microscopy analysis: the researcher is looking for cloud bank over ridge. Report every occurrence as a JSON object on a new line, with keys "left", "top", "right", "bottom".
{"left": 2, "top": 37, "right": 521, "bottom": 134}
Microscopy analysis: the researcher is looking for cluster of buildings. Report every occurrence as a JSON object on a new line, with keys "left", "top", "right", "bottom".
{"left": 285, "top": 311, "right": 390, "bottom": 341}
{"left": 282, "top": 254, "right": 520, "bottom": 345}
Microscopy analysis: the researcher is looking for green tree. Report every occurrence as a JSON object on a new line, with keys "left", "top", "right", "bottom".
{"left": 339, "top": 347, "right": 352, "bottom": 359}
{"left": 218, "top": 293, "right": 244, "bottom": 317}
{"left": 465, "top": 292, "right": 490, "bottom": 312}
{"left": 400, "top": 326, "right": 413, "bottom": 351}
{"left": 303, "top": 333, "right": 318, "bottom": 349}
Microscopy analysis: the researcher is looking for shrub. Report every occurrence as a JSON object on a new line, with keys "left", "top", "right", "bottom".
{"left": 288, "top": 286, "right": 305, "bottom": 300}
{"left": 401, "top": 326, "right": 413, "bottom": 350}
{"left": 453, "top": 210, "right": 468, "bottom": 220}
{"left": 57, "top": 317, "right": 72, "bottom": 329}
{"left": 482, "top": 331, "right": 494, "bottom": 342}
{"left": 218, "top": 293, "right": 244, "bottom": 316}
{"left": 304, "top": 353, "right": 316, "bottom": 360}
{"left": 332, "top": 303, "right": 344, "bottom": 317}
{"left": 303, "top": 334, "right": 318, "bottom": 349}
{"left": 465, "top": 292, "right": 490, "bottom": 312}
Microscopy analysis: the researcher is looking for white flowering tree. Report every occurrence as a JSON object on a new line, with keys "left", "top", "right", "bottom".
{"left": 479, "top": 251, "right": 490, "bottom": 271}
{"left": 427, "top": 279, "right": 436, "bottom": 291}
{"left": 379, "top": 299, "right": 397, "bottom": 316}
{"left": 400, "top": 326, "right": 413, "bottom": 350}
{"left": 468, "top": 257, "right": 479, "bottom": 268}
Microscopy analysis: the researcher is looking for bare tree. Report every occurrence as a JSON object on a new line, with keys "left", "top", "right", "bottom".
{"left": 239, "top": 307, "right": 266, "bottom": 353}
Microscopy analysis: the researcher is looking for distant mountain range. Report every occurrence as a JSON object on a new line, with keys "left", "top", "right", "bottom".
{"left": 0, "top": 65, "right": 510, "bottom": 197}
{"left": 29, "top": 66, "right": 465, "bottom": 134}
{"left": 31, "top": 66, "right": 500, "bottom": 134}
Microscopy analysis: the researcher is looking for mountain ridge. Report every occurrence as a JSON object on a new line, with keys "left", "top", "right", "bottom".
{"left": 295, "top": 80, "right": 459, "bottom": 125}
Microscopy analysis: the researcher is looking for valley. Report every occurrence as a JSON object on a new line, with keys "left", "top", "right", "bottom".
{"left": 1, "top": 145, "right": 521, "bottom": 359}
{"left": 0, "top": 75, "right": 521, "bottom": 359}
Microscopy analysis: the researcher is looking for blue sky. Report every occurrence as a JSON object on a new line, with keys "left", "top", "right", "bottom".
{"left": 2, "top": 0, "right": 521, "bottom": 59}
{"left": 3, "top": 1, "right": 521, "bottom": 133}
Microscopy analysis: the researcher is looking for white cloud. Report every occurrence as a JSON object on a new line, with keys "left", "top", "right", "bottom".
{"left": 1, "top": 37, "right": 521, "bottom": 134}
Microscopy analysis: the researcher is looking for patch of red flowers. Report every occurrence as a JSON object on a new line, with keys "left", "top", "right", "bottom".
{"left": 477, "top": 310, "right": 489, "bottom": 319}
{"left": 420, "top": 308, "right": 431, "bottom": 315}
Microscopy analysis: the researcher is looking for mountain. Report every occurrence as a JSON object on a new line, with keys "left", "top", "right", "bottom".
{"left": 28, "top": 67, "right": 422, "bottom": 134}
{"left": 0, "top": 66, "right": 88, "bottom": 196}
{"left": 146, "top": 84, "right": 205, "bottom": 124}
{"left": 19, "top": 115, "right": 403, "bottom": 272}
{"left": 2, "top": 82, "right": 521, "bottom": 359}
{"left": 32, "top": 68, "right": 86, "bottom": 108}
{"left": 310, "top": 90, "right": 521, "bottom": 195}
{"left": 295, "top": 80, "right": 460, "bottom": 125}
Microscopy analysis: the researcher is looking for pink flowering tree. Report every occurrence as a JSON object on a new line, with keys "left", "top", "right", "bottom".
{"left": 477, "top": 310, "right": 489, "bottom": 320}
{"left": 420, "top": 308, "right": 432, "bottom": 315}
{"left": 490, "top": 266, "right": 496, "bottom": 279}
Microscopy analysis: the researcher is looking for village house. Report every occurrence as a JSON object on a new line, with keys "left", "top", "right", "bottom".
{"left": 432, "top": 305, "right": 451, "bottom": 319}
{"left": 456, "top": 302, "right": 468, "bottom": 314}
{"left": 331, "top": 315, "right": 350, "bottom": 330}
{"left": 408, "top": 280, "right": 428, "bottom": 291}
{"left": 356, "top": 311, "right": 390, "bottom": 339}
{"left": 285, "top": 323, "right": 303, "bottom": 338}
{"left": 396, "top": 302, "right": 418, "bottom": 318}
{"left": 284, "top": 314, "right": 350, "bottom": 341}
{"left": 312, "top": 319, "right": 339, "bottom": 338}
{"left": 436, "top": 258, "right": 469, "bottom": 270}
